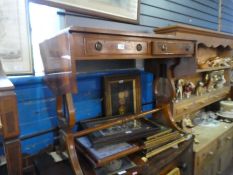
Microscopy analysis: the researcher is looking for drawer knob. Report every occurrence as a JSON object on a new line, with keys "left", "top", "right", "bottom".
{"left": 185, "top": 46, "right": 190, "bottom": 51}
{"left": 208, "top": 151, "right": 214, "bottom": 156}
{"left": 161, "top": 44, "right": 167, "bottom": 51}
{"left": 95, "top": 41, "right": 103, "bottom": 51}
{"left": 136, "top": 44, "right": 142, "bottom": 51}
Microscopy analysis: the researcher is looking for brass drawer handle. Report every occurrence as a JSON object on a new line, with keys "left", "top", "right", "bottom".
{"left": 161, "top": 44, "right": 167, "bottom": 51}
{"left": 136, "top": 43, "right": 142, "bottom": 51}
{"left": 208, "top": 151, "right": 214, "bottom": 156}
{"left": 95, "top": 41, "right": 103, "bottom": 51}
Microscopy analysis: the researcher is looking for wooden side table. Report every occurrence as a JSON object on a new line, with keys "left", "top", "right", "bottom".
{"left": 39, "top": 26, "right": 196, "bottom": 175}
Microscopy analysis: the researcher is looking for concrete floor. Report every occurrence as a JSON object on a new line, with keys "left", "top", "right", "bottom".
{"left": 0, "top": 159, "right": 232, "bottom": 175}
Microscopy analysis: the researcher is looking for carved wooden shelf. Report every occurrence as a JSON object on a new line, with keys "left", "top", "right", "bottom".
{"left": 156, "top": 24, "right": 233, "bottom": 175}
{"left": 173, "top": 86, "right": 230, "bottom": 120}
{"left": 196, "top": 66, "right": 231, "bottom": 73}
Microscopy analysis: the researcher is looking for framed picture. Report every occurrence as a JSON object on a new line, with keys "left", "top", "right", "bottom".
{"left": 0, "top": 0, "right": 32, "bottom": 74}
{"left": 79, "top": 116, "right": 162, "bottom": 148}
{"left": 31, "top": 0, "right": 140, "bottom": 24}
{"left": 104, "top": 74, "right": 141, "bottom": 117}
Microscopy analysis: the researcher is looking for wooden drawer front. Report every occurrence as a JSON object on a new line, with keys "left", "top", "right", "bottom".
{"left": 84, "top": 37, "right": 149, "bottom": 56}
{"left": 196, "top": 140, "right": 220, "bottom": 170}
{"left": 219, "top": 129, "right": 233, "bottom": 152}
{"left": 152, "top": 40, "right": 194, "bottom": 55}
{"left": 194, "top": 97, "right": 209, "bottom": 107}
{"left": 174, "top": 102, "right": 193, "bottom": 116}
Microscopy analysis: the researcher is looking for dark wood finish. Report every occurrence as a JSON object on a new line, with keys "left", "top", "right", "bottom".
{"left": 75, "top": 140, "right": 140, "bottom": 168}
{"left": 39, "top": 27, "right": 196, "bottom": 175}
{"left": 73, "top": 108, "right": 161, "bottom": 138}
{"left": 83, "top": 35, "right": 149, "bottom": 55}
{"left": 152, "top": 40, "right": 194, "bottom": 56}
{"left": 79, "top": 137, "right": 193, "bottom": 175}
{"left": 39, "top": 27, "right": 196, "bottom": 95}
{"left": 0, "top": 61, "right": 22, "bottom": 175}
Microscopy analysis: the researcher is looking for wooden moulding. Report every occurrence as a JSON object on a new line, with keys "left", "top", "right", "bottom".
{"left": 155, "top": 24, "right": 233, "bottom": 48}
{"left": 155, "top": 24, "right": 233, "bottom": 69}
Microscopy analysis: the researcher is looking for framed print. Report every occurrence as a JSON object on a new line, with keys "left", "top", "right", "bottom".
{"left": 31, "top": 0, "right": 140, "bottom": 23}
{"left": 79, "top": 117, "right": 161, "bottom": 148}
{"left": 0, "top": 0, "right": 32, "bottom": 74}
{"left": 104, "top": 74, "right": 141, "bottom": 117}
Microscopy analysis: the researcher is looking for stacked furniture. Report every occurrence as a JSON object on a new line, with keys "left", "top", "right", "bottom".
{"left": 39, "top": 27, "right": 197, "bottom": 175}
{"left": 155, "top": 24, "right": 233, "bottom": 175}
{"left": 0, "top": 61, "right": 22, "bottom": 175}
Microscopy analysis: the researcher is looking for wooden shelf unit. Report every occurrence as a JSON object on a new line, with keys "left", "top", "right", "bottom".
{"left": 156, "top": 24, "right": 233, "bottom": 175}
{"left": 173, "top": 86, "right": 230, "bottom": 120}
{"left": 155, "top": 24, "right": 233, "bottom": 120}
{"left": 196, "top": 66, "right": 231, "bottom": 73}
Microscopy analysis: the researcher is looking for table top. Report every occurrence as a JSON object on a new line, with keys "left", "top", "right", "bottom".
{"left": 192, "top": 121, "right": 233, "bottom": 152}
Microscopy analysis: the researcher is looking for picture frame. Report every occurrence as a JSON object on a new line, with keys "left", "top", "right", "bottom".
{"left": 104, "top": 74, "right": 141, "bottom": 117}
{"left": 79, "top": 116, "right": 162, "bottom": 148}
{"left": 0, "top": 0, "right": 33, "bottom": 74}
{"left": 31, "top": 0, "right": 140, "bottom": 24}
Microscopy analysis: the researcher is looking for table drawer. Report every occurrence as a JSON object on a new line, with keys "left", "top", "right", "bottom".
{"left": 174, "top": 102, "right": 193, "bottom": 116}
{"left": 84, "top": 37, "right": 149, "bottom": 56}
{"left": 152, "top": 40, "right": 194, "bottom": 55}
